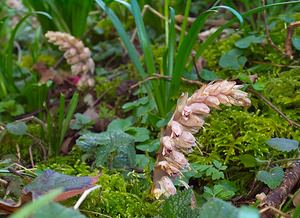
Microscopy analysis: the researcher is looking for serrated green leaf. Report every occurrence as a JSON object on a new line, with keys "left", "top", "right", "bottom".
{"left": 6, "top": 122, "right": 27, "bottom": 136}
{"left": 267, "top": 138, "right": 299, "bottom": 152}
{"left": 256, "top": 166, "right": 284, "bottom": 189}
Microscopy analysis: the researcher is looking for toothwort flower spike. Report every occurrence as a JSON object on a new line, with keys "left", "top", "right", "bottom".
{"left": 45, "top": 31, "right": 95, "bottom": 88}
{"left": 152, "top": 80, "right": 251, "bottom": 199}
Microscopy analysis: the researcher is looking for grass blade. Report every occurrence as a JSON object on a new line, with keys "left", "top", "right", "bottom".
{"left": 60, "top": 92, "right": 79, "bottom": 146}
{"left": 179, "top": 0, "right": 191, "bottom": 46}
{"left": 169, "top": 10, "right": 214, "bottom": 102}
{"left": 165, "top": 8, "right": 176, "bottom": 110}
{"left": 130, "top": 0, "right": 165, "bottom": 115}
{"left": 5, "top": 11, "right": 51, "bottom": 92}
{"left": 10, "top": 189, "right": 62, "bottom": 218}
{"left": 95, "top": 0, "right": 146, "bottom": 79}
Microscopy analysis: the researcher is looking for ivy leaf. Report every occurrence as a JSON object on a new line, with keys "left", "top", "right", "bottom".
{"left": 33, "top": 202, "right": 85, "bottom": 218}
{"left": 267, "top": 138, "right": 299, "bottom": 152}
{"left": 126, "top": 127, "right": 150, "bottom": 142}
{"left": 136, "top": 139, "right": 160, "bottom": 152}
{"left": 6, "top": 122, "right": 27, "bottom": 136}
{"left": 219, "top": 49, "right": 247, "bottom": 70}
{"left": 23, "top": 170, "right": 98, "bottom": 201}
{"left": 107, "top": 118, "right": 133, "bottom": 131}
{"left": 135, "top": 154, "right": 155, "bottom": 170}
{"left": 76, "top": 132, "right": 107, "bottom": 150}
{"left": 235, "top": 35, "right": 264, "bottom": 49}
{"left": 70, "top": 113, "right": 92, "bottom": 130}
{"left": 256, "top": 166, "right": 284, "bottom": 189}
{"left": 122, "top": 97, "right": 149, "bottom": 111}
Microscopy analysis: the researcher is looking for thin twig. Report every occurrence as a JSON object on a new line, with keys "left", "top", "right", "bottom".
{"left": 251, "top": 61, "right": 300, "bottom": 69}
{"left": 285, "top": 21, "right": 300, "bottom": 59}
{"left": 248, "top": 88, "right": 300, "bottom": 128}
{"left": 74, "top": 185, "right": 101, "bottom": 209}
{"left": 0, "top": 178, "right": 8, "bottom": 186}
{"left": 261, "top": 0, "right": 288, "bottom": 58}
{"left": 16, "top": 144, "right": 21, "bottom": 163}
{"left": 29, "top": 145, "right": 35, "bottom": 168}
{"left": 259, "top": 206, "right": 289, "bottom": 217}
{"left": 26, "top": 133, "right": 47, "bottom": 160}
{"left": 79, "top": 209, "right": 112, "bottom": 218}
{"left": 131, "top": 5, "right": 183, "bottom": 42}
{"left": 16, "top": 116, "right": 47, "bottom": 133}
{"left": 130, "top": 74, "right": 203, "bottom": 89}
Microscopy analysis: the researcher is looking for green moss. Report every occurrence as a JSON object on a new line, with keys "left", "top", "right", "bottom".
{"left": 37, "top": 148, "right": 92, "bottom": 176}
{"left": 190, "top": 107, "right": 299, "bottom": 165}
{"left": 21, "top": 55, "right": 56, "bottom": 69}
{"left": 201, "top": 33, "right": 241, "bottom": 71}
{"left": 263, "top": 69, "right": 300, "bottom": 121}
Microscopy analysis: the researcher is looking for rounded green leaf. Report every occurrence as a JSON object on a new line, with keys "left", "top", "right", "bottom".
{"left": 6, "top": 122, "right": 27, "bottom": 136}
{"left": 267, "top": 138, "right": 299, "bottom": 152}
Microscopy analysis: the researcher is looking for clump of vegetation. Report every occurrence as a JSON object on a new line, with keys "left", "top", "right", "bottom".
{"left": 1, "top": 0, "right": 300, "bottom": 217}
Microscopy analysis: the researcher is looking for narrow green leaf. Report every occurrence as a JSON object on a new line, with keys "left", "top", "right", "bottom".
{"left": 95, "top": 0, "right": 146, "bottom": 79}
{"left": 5, "top": 11, "right": 51, "bottom": 92}
{"left": 179, "top": 0, "right": 191, "bottom": 46}
{"left": 60, "top": 92, "right": 79, "bottom": 145}
{"left": 170, "top": 10, "right": 214, "bottom": 101}
{"left": 10, "top": 189, "right": 62, "bottom": 218}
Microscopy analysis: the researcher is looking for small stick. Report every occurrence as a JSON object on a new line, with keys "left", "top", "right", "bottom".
{"left": 130, "top": 73, "right": 203, "bottom": 89}
{"left": 16, "top": 144, "right": 21, "bottom": 162}
{"left": 79, "top": 209, "right": 112, "bottom": 218}
{"left": 16, "top": 116, "right": 47, "bottom": 133}
{"left": 248, "top": 88, "right": 300, "bottom": 128}
{"left": 261, "top": 0, "right": 288, "bottom": 58}
{"left": 259, "top": 206, "right": 289, "bottom": 217}
{"left": 0, "top": 178, "right": 8, "bottom": 186}
{"left": 74, "top": 185, "right": 101, "bottom": 209}
{"left": 285, "top": 21, "right": 300, "bottom": 59}
{"left": 29, "top": 145, "right": 35, "bottom": 167}
{"left": 251, "top": 61, "right": 300, "bottom": 69}
{"left": 131, "top": 5, "right": 183, "bottom": 42}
